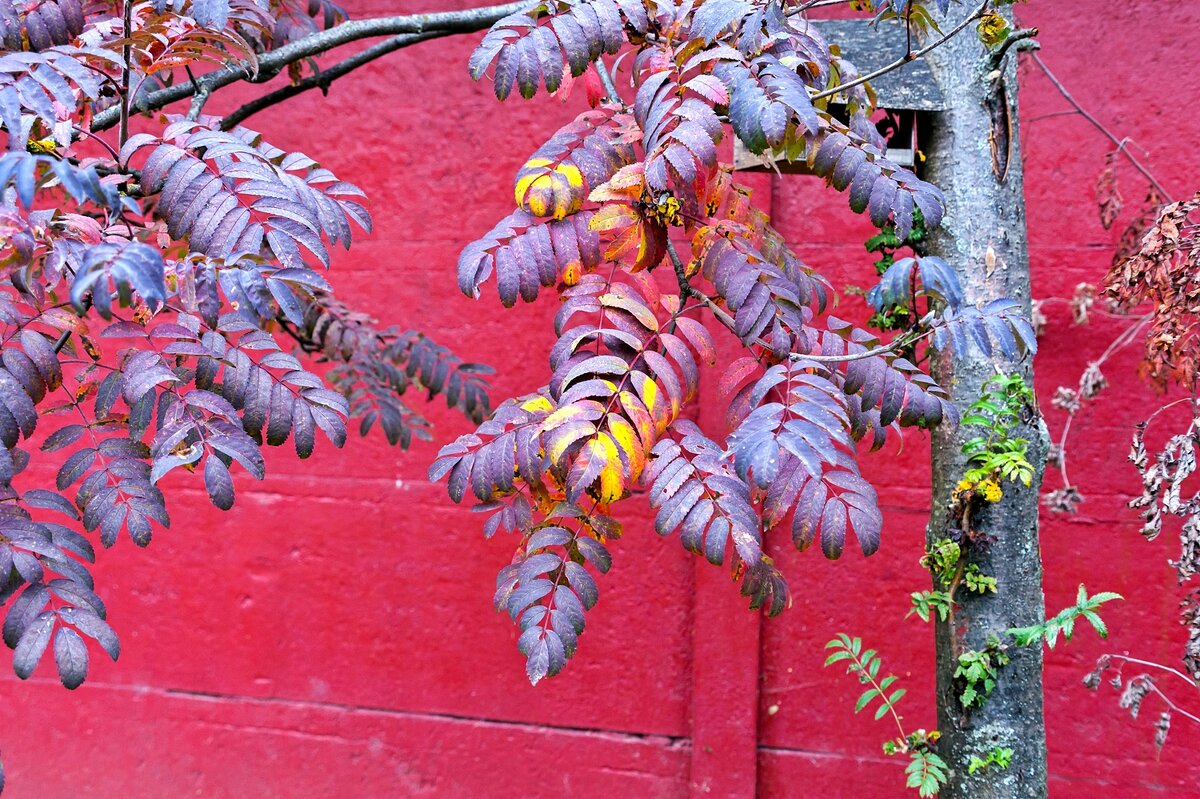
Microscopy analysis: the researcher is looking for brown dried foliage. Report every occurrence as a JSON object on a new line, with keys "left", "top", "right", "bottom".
{"left": 1107, "top": 192, "right": 1200, "bottom": 389}
{"left": 1096, "top": 151, "right": 1123, "bottom": 231}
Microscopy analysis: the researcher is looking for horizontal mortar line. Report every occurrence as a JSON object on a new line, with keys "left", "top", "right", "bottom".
{"left": 1047, "top": 770, "right": 1192, "bottom": 791}
{"left": 159, "top": 474, "right": 403, "bottom": 489}
{"left": 16, "top": 677, "right": 690, "bottom": 748}
{"left": 3, "top": 678, "right": 1183, "bottom": 782}
{"left": 757, "top": 743, "right": 1189, "bottom": 790}
{"left": 184, "top": 718, "right": 361, "bottom": 747}
{"left": 1028, "top": 242, "right": 1115, "bottom": 250}
{"left": 755, "top": 743, "right": 893, "bottom": 766}
{"left": 150, "top": 483, "right": 1153, "bottom": 528}
{"left": 167, "top": 687, "right": 692, "bottom": 746}
{"left": 780, "top": 241, "right": 1115, "bottom": 252}
{"left": 168, "top": 484, "right": 396, "bottom": 504}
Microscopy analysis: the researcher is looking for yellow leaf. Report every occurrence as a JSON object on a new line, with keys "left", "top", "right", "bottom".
{"left": 632, "top": 372, "right": 674, "bottom": 434}
{"left": 539, "top": 404, "right": 583, "bottom": 432}
{"left": 588, "top": 163, "right": 644, "bottom": 203}
{"left": 582, "top": 433, "right": 624, "bottom": 503}
{"left": 26, "top": 138, "right": 56, "bottom": 154}
{"left": 597, "top": 470, "right": 623, "bottom": 505}
{"left": 547, "top": 419, "right": 598, "bottom": 463}
{"left": 606, "top": 415, "right": 644, "bottom": 480}
{"left": 514, "top": 158, "right": 584, "bottom": 220}
{"left": 589, "top": 203, "right": 636, "bottom": 232}
{"left": 618, "top": 390, "right": 656, "bottom": 453}
{"left": 520, "top": 396, "right": 555, "bottom": 413}
{"left": 977, "top": 12, "right": 1010, "bottom": 48}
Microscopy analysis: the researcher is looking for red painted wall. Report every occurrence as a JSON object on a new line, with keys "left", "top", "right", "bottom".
{"left": 2, "top": 1, "right": 1199, "bottom": 796}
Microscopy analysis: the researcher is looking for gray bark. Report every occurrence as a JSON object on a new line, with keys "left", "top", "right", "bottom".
{"left": 922, "top": 7, "right": 1049, "bottom": 799}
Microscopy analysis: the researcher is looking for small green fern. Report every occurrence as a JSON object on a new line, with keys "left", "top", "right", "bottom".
{"left": 1008, "top": 585, "right": 1123, "bottom": 648}
{"left": 825, "top": 634, "right": 947, "bottom": 798}
{"left": 956, "top": 373, "right": 1036, "bottom": 504}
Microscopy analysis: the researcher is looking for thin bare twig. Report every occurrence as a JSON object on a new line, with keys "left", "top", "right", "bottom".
{"left": 72, "top": 127, "right": 121, "bottom": 161}
{"left": 1029, "top": 52, "right": 1172, "bottom": 200}
{"left": 220, "top": 30, "right": 447, "bottom": 129}
{"left": 1053, "top": 313, "right": 1151, "bottom": 488}
{"left": 91, "top": 1, "right": 528, "bottom": 132}
{"left": 1025, "top": 110, "right": 1084, "bottom": 125}
{"left": 809, "top": 0, "right": 991, "bottom": 103}
{"left": 1109, "top": 654, "right": 1200, "bottom": 691}
{"left": 1146, "top": 681, "right": 1200, "bottom": 727}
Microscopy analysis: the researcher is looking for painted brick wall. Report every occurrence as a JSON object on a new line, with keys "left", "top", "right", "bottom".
{"left": 2, "top": 1, "right": 1198, "bottom": 796}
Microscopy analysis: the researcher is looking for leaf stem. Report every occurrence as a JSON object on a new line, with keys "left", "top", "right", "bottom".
{"left": 665, "top": 240, "right": 929, "bottom": 365}
{"left": 846, "top": 645, "right": 908, "bottom": 745}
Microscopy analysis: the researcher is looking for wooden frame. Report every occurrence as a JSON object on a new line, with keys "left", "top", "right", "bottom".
{"left": 733, "top": 19, "right": 946, "bottom": 173}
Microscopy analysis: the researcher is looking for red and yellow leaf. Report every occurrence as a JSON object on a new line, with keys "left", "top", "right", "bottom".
{"left": 515, "top": 158, "right": 586, "bottom": 220}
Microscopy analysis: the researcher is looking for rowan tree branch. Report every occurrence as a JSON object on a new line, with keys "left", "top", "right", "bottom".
{"left": 91, "top": 0, "right": 528, "bottom": 132}
{"left": 663, "top": 240, "right": 924, "bottom": 365}
{"left": 186, "top": 83, "right": 212, "bottom": 121}
{"left": 118, "top": 0, "right": 132, "bottom": 145}
{"left": 220, "top": 29, "right": 448, "bottom": 129}
{"left": 593, "top": 57, "right": 620, "bottom": 105}
{"left": 986, "top": 26, "right": 1038, "bottom": 70}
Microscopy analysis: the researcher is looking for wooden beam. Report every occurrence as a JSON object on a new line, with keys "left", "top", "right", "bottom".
{"left": 734, "top": 20, "right": 942, "bottom": 173}
{"left": 810, "top": 19, "right": 946, "bottom": 112}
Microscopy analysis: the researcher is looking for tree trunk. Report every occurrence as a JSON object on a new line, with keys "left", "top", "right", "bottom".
{"left": 922, "top": 8, "right": 1049, "bottom": 799}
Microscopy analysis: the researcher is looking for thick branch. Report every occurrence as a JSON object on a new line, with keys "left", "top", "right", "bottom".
{"left": 986, "top": 27, "right": 1038, "bottom": 70}
{"left": 220, "top": 30, "right": 447, "bottom": 129}
{"left": 593, "top": 57, "right": 620, "bottom": 104}
{"left": 91, "top": 1, "right": 527, "bottom": 132}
